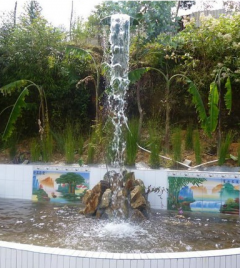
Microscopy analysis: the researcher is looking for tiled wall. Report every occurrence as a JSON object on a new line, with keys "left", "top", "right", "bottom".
{"left": 0, "top": 165, "right": 33, "bottom": 199}
{"left": 0, "top": 164, "right": 168, "bottom": 210}
{"left": 0, "top": 240, "right": 240, "bottom": 268}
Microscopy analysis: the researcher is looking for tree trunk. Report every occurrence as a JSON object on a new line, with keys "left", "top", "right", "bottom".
{"left": 14, "top": 2, "right": 17, "bottom": 27}
{"left": 69, "top": 0, "right": 73, "bottom": 40}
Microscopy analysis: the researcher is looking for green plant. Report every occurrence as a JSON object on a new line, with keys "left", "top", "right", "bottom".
{"left": 148, "top": 121, "right": 160, "bottom": 169}
{"left": 0, "top": 80, "right": 49, "bottom": 142}
{"left": 86, "top": 130, "right": 97, "bottom": 164}
{"left": 125, "top": 118, "right": 139, "bottom": 166}
{"left": 30, "top": 138, "right": 41, "bottom": 162}
{"left": 171, "top": 127, "right": 182, "bottom": 163}
{"left": 218, "top": 132, "right": 232, "bottom": 166}
{"left": 77, "top": 136, "right": 84, "bottom": 156}
{"left": 185, "top": 125, "right": 193, "bottom": 150}
{"left": 6, "top": 133, "right": 18, "bottom": 160}
{"left": 64, "top": 124, "right": 75, "bottom": 164}
{"left": 51, "top": 130, "right": 65, "bottom": 154}
{"left": 193, "top": 130, "right": 202, "bottom": 165}
{"left": 237, "top": 142, "right": 240, "bottom": 166}
{"left": 188, "top": 69, "right": 232, "bottom": 140}
{"left": 42, "top": 134, "right": 53, "bottom": 162}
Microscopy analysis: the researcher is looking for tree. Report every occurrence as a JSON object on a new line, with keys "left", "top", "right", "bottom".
{"left": 90, "top": 1, "right": 177, "bottom": 42}
{"left": 56, "top": 172, "right": 85, "bottom": 194}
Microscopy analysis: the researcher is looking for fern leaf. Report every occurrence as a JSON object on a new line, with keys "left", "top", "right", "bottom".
{"left": 2, "top": 88, "right": 29, "bottom": 141}
{"left": 0, "top": 80, "right": 28, "bottom": 96}
{"left": 128, "top": 67, "right": 150, "bottom": 84}
{"left": 207, "top": 82, "right": 219, "bottom": 134}
{"left": 224, "top": 77, "right": 232, "bottom": 114}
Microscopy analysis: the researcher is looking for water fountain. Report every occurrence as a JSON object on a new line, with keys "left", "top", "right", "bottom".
{"left": 0, "top": 13, "right": 239, "bottom": 268}
{"left": 80, "top": 14, "right": 150, "bottom": 221}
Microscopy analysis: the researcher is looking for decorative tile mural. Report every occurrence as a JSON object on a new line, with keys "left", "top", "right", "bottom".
{"left": 32, "top": 170, "right": 89, "bottom": 203}
{"left": 168, "top": 175, "right": 240, "bottom": 214}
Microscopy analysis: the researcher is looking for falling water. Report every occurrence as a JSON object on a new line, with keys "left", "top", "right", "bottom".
{"left": 108, "top": 14, "right": 130, "bottom": 168}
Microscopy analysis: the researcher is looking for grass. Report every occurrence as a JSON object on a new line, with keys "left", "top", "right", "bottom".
{"left": 125, "top": 118, "right": 139, "bottom": 166}
{"left": 185, "top": 125, "right": 193, "bottom": 151}
{"left": 30, "top": 138, "right": 41, "bottom": 162}
{"left": 64, "top": 124, "right": 75, "bottom": 164}
{"left": 218, "top": 132, "right": 232, "bottom": 166}
{"left": 171, "top": 127, "right": 182, "bottom": 162}
{"left": 148, "top": 121, "right": 160, "bottom": 169}
{"left": 194, "top": 130, "right": 202, "bottom": 165}
{"left": 42, "top": 134, "right": 53, "bottom": 162}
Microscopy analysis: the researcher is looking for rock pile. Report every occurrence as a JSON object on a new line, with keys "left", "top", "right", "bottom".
{"left": 80, "top": 170, "right": 150, "bottom": 221}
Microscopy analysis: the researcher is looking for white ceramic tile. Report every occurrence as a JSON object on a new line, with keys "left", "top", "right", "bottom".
{"left": 144, "top": 259, "right": 151, "bottom": 268}
{"left": 131, "top": 259, "right": 138, "bottom": 268}
{"left": 165, "top": 259, "right": 171, "bottom": 268}
{"left": 214, "top": 256, "right": 221, "bottom": 268}
{"left": 0, "top": 180, "right": 6, "bottom": 197}
{"left": 5, "top": 180, "right": 15, "bottom": 198}
{"left": 10, "top": 249, "right": 17, "bottom": 267}
{"left": 13, "top": 182, "right": 23, "bottom": 199}
{"left": 89, "top": 258, "right": 96, "bottom": 268}
{"left": 21, "top": 250, "right": 28, "bottom": 268}
{"left": 134, "top": 170, "right": 146, "bottom": 181}
{"left": 89, "top": 168, "right": 101, "bottom": 189}
{"left": 27, "top": 251, "right": 33, "bottom": 268}
{"left": 226, "top": 255, "right": 233, "bottom": 268}
{"left": 102, "top": 258, "right": 110, "bottom": 268}
{"left": 22, "top": 181, "right": 32, "bottom": 200}
{"left": 0, "top": 165, "right": 6, "bottom": 180}
{"left": 51, "top": 254, "right": 58, "bottom": 267}
{"left": 69, "top": 257, "right": 76, "bottom": 268}
{"left": 23, "top": 166, "right": 33, "bottom": 181}
{"left": 5, "top": 165, "right": 15, "bottom": 181}
{"left": 136, "top": 260, "right": 144, "bottom": 268}
{"left": 116, "top": 260, "right": 124, "bottom": 268}
{"left": 83, "top": 258, "right": 90, "bottom": 268}
{"left": 109, "top": 259, "right": 117, "bottom": 268}
{"left": 39, "top": 253, "right": 45, "bottom": 268}
{"left": 183, "top": 258, "right": 190, "bottom": 268}
{"left": 45, "top": 254, "right": 51, "bottom": 268}
{"left": 0, "top": 247, "right": 6, "bottom": 268}
{"left": 95, "top": 258, "right": 104, "bottom": 268}
{"left": 14, "top": 166, "right": 25, "bottom": 181}
{"left": 170, "top": 258, "right": 178, "bottom": 268}
{"left": 57, "top": 255, "right": 64, "bottom": 268}
{"left": 196, "top": 257, "right": 203, "bottom": 268}
{"left": 220, "top": 256, "right": 226, "bottom": 268}
{"left": 16, "top": 249, "right": 22, "bottom": 268}
{"left": 62, "top": 256, "right": 70, "bottom": 268}
{"left": 33, "top": 252, "right": 39, "bottom": 268}
{"left": 76, "top": 257, "right": 83, "bottom": 267}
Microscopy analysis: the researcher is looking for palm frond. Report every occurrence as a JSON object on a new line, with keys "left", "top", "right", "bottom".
{"left": 0, "top": 80, "right": 28, "bottom": 96}
{"left": 2, "top": 88, "right": 29, "bottom": 141}
{"left": 187, "top": 81, "right": 207, "bottom": 125}
{"left": 207, "top": 82, "right": 219, "bottom": 134}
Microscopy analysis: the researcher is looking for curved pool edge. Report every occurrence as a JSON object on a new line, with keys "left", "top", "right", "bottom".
{"left": 1, "top": 240, "right": 240, "bottom": 268}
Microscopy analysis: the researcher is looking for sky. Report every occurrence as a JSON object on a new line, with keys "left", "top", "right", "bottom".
{"left": 0, "top": 0, "right": 104, "bottom": 28}
{"left": 0, "top": 0, "right": 238, "bottom": 28}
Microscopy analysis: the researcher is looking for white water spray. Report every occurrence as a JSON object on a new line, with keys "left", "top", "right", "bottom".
{"left": 108, "top": 14, "right": 130, "bottom": 167}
